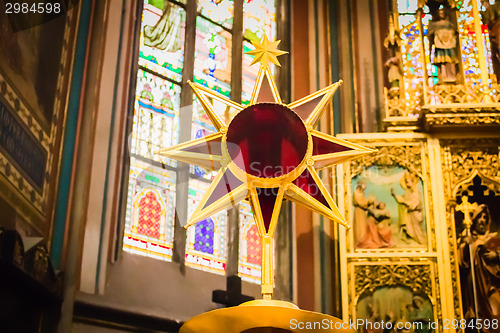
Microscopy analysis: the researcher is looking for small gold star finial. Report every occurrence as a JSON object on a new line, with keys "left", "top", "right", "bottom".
{"left": 245, "top": 35, "right": 288, "bottom": 67}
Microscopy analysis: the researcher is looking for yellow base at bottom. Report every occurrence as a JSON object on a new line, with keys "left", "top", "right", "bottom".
{"left": 179, "top": 300, "right": 355, "bottom": 333}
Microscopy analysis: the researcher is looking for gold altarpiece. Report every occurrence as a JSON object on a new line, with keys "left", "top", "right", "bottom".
{"left": 336, "top": 0, "right": 500, "bottom": 332}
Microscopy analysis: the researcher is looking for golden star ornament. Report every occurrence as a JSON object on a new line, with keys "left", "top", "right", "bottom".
{"left": 157, "top": 36, "right": 374, "bottom": 298}
{"left": 245, "top": 35, "right": 288, "bottom": 67}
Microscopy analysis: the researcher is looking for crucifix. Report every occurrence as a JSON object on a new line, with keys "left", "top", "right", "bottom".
{"left": 212, "top": 275, "right": 254, "bottom": 307}
{"left": 456, "top": 196, "right": 478, "bottom": 232}
{"left": 456, "top": 195, "right": 480, "bottom": 331}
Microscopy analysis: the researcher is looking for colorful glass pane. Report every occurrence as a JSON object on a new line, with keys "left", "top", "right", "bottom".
{"left": 458, "top": 0, "right": 494, "bottom": 88}
{"left": 243, "top": 0, "right": 276, "bottom": 43}
{"left": 137, "top": 191, "right": 162, "bottom": 238}
{"left": 242, "top": 0, "right": 276, "bottom": 105}
{"left": 242, "top": 41, "right": 261, "bottom": 105}
{"left": 194, "top": 218, "right": 215, "bottom": 254}
{"left": 397, "top": 0, "right": 418, "bottom": 14}
{"left": 139, "top": 1, "right": 185, "bottom": 82}
{"left": 124, "top": 158, "right": 176, "bottom": 261}
{"left": 246, "top": 224, "right": 261, "bottom": 265}
{"left": 400, "top": 20, "right": 424, "bottom": 113}
{"left": 198, "top": 0, "right": 234, "bottom": 28}
{"left": 238, "top": 201, "right": 262, "bottom": 283}
{"left": 131, "top": 70, "right": 180, "bottom": 166}
{"left": 194, "top": 17, "right": 231, "bottom": 98}
{"left": 190, "top": 96, "right": 239, "bottom": 179}
{"left": 185, "top": 178, "right": 227, "bottom": 274}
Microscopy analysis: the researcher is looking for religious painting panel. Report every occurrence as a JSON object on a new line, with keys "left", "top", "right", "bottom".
{"left": 0, "top": 5, "right": 78, "bottom": 235}
{"left": 351, "top": 166, "right": 427, "bottom": 250}
{"left": 349, "top": 261, "right": 439, "bottom": 333}
{"left": 338, "top": 134, "right": 434, "bottom": 253}
{"left": 123, "top": 157, "right": 176, "bottom": 261}
{"left": 441, "top": 138, "right": 500, "bottom": 327}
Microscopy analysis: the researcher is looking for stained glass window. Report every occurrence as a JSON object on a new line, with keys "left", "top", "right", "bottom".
{"left": 124, "top": 158, "right": 176, "bottom": 260}
{"left": 243, "top": 0, "right": 276, "bottom": 42}
{"left": 198, "top": 0, "right": 234, "bottom": 29}
{"left": 396, "top": 0, "right": 496, "bottom": 104}
{"left": 185, "top": 178, "right": 227, "bottom": 274}
{"left": 132, "top": 69, "right": 180, "bottom": 166}
{"left": 399, "top": 11, "right": 424, "bottom": 110}
{"left": 194, "top": 16, "right": 232, "bottom": 97}
{"left": 194, "top": 218, "right": 215, "bottom": 254}
{"left": 458, "top": 0, "right": 494, "bottom": 86}
{"left": 124, "top": 0, "right": 184, "bottom": 262}
{"left": 139, "top": 1, "right": 186, "bottom": 82}
{"left": 238, "top": 201, "right": 262, "bottom": 283}
{"left": 246, "top": 225, "right": 261, "bottom": 265}
{"left": 124, "top": 0, "right": 278, "bottom": 278}
{"left": 242, "top": 0, "right": 276, "bottom": 105}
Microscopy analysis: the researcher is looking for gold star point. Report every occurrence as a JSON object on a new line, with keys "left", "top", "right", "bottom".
{"left": 245, "top": 35, "right": 288, "bottom": 67}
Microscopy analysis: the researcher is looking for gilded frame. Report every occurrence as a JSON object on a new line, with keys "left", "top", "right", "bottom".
{"left": 336, "top": 133, "right": 456, "bottom": 333}
{"left": 440, "top": 137, "right": 500, "bottom": 326}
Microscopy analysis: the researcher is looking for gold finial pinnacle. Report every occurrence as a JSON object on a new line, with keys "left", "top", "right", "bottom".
{"left": 245, "top": 35, "right": 288, "bottom": 67}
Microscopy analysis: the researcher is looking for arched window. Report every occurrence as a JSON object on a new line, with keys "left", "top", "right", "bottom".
{"left": 124, "top": 187, "right": 175, "bottom": 260}
{"left": 122, "top": 0, "right": 279, "bottom": 281}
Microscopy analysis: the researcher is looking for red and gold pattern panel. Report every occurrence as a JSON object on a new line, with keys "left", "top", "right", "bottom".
{"left": 137, "top": 191, "right": 162, "bottom": 239}
{"left": 246, "top": 224, "right": 262, "bottom": 265}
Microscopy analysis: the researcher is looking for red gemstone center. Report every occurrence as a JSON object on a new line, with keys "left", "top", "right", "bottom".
{"left": 226, "top": 103, "right": 308, "bottom": 178}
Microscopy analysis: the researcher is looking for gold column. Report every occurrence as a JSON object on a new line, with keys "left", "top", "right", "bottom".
{"left": 417, "top": 7, "right": 429, "bottom": 104}
{"left": 261, "top": 235, "right": 274, "bottom": 299}
{"left": 471, "top": 0, "right": 491, "bottom": 93}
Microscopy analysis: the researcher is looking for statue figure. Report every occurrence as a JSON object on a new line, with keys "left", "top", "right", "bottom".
{"left": 428, "top": 8, "right": 459, "bottom": 83}
{"left": 458, "top": 204, "right": 500, "bottom": 331}
{"left": 481, "top": 0, "right": 500, "bottom": 82}
{"left": 357, "top": 201, "right": 393, "bottom": 249}
{"left": 384, "top": 15, "right": 403, "bottom": 95}
{"left": 391, "top": 172, "right": 426, "bottom": 245}
{"left": 353, "top": 181, "right": 372, "bottom": 246}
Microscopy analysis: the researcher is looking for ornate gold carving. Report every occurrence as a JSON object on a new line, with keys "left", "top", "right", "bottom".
{"left": 34, "top": 246, "right": 49, "bottom": 280}
{"left": 424, "top": 113, "right": 500, "bottom": 128}
{"left": 350, "top": 144, "right": 423, "bottom": 179}
{"left": 427, "top": 84, "right": 497, "bottom": 105}
{"left": 354, "top": 264, "right": 433, "bottom": 298}
{"left": 441, "top": 139, "right": 500, "bottom": 184}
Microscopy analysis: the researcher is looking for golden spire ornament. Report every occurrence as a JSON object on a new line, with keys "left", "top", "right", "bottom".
{"left": 160, "top": 36, "right": 372, "bottom": 333}
{"left": 245, "top": 35, "right": 288, "bottom": 67}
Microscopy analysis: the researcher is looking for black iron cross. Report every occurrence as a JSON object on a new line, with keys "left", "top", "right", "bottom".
{"left": 212, "top": 275, "right": 254, "bottom": 307}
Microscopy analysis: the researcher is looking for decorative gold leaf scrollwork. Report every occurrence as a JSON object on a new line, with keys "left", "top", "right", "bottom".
{"left": 354, "top": 264, "right": 433, "bottom": 297}
{"left": 350, "top": 144, "right": 423, "bottom": 180}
